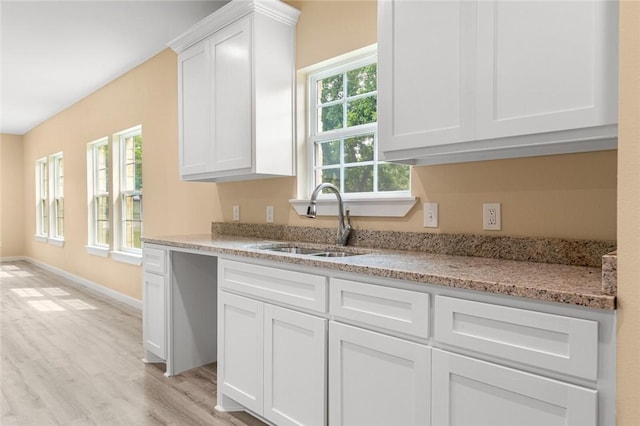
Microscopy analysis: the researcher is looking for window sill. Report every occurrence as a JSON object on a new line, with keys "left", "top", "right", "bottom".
{"left": 110, "top": 250, "right": 143, "bottom": 266}
{"left": 34, "top": 235, "right": 48, "bottom": 243}
{"left": 48, "top": 237, "right": 65, "bottom": 247}
{"left": 86, "top": 245, "right": 110, "bottom": 257}
{"left": 289, "top": 195, "right": 417, "bottom": 218}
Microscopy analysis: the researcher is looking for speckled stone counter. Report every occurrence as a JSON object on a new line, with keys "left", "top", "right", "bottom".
{"left": 142, "top": 234, "right": 615, "bottom": 310}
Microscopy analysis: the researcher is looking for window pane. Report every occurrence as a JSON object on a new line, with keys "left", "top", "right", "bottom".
{"left": 317, "top": 73, "right": 343, "bottom": 104}
{"left": 96, "top": 221, "right": 110, "bottom": 246}
{"left": 41, "top": 199, "right": 48, "bottom": 234}
{"left": 57, "top": 157, "right": 64, "bottom": 197}
{"left": 378, "top": 163, "right": 411, "bottom": 192}
{"left": 344, "top": 134, "right": 374, "bottom": 164}
{"left": 318, "top": 104, "right": 343, "bottom": 132}
{"left": 344, "top": 165, "right": 374, "bottom": 193}
{"left": 347, "top": 64, "right": 377, "bottom": 97}
{"left": 56, "top": 217, "right": 64, "bottom": 237}
{"left": 316, "top": 140, "right": 340, "bottom": 166}
{"left": 97, "top": 144, "right": 109, "bottom": 169}
{"left": 124, "top": 220, "right": 142, "bottom": 249}
{"left": 347, "top": 96, "right": 377, "bottom": 127}
{"left": 135, "top": 162, "right": 142, "bottom": 191}
{"left": 97, "top": 169, "right": 108, "bottom": 194}
{"left": 315, "top": 168, "right": 340, "bottom": 190}
{"left": 96, "top": 196, "right": 109, "bottom": 221}
{"left": 125, "top": 164, "right": 135, "bottom": 191}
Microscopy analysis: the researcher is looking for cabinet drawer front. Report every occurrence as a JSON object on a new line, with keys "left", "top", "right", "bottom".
{"left": 219, "top": 259, "right": 327, "bottom": 313}
{"left": 330, "top": 278, "right": 430, "bottom": 339}
{"left": 434, "top": 296, "right": 598, "bottom": 381}
{"left": 143, "top": 248, "right": 166, "bottom": 275}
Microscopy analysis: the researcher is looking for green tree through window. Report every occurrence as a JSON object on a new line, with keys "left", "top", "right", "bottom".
{"left": 311, "top": 59, "right": 409, "bottom": 194}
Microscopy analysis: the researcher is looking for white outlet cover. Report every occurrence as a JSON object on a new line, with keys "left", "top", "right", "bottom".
{"left": 266, "top": 206, "right": 274, "bottom": 223}
{"left": 424, "top": 202, "right": 438, "bottom": 228}
{"left": 483, "top": 203, "right": 501, "bottom": 230}
{"left": 232, "top": 205, "right": 240, "bottom": 222}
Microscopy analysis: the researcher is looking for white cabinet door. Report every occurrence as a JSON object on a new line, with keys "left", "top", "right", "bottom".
{"left": 142, "top": 272, "right": 166, "bottom": 360}
{"left": 329, "top": 322, "right": 431, "bottom": 426}
{"left": 178, "top": 40, "right": 211, "bottom": 176}
{"left": 208, "top": 17, "right": 252, "bottom": 173}
{"left": 475, "top": 0, "right": 618, "bottom": 140}
{"left": 378, "top": 0, "right": 476, "bottom": 153}
{"left": 431, "top": 349, "right": 597, "bottom": 426}
{"left": 218, "top": 292, "right": 264, "bottom": 414}
{"left": 264, "top": 305, "right": 327, "bottom": 426}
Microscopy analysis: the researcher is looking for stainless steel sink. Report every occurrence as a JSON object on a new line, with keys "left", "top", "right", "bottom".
{"left": 257, "top": 244, "right": 364, "bottom": 257}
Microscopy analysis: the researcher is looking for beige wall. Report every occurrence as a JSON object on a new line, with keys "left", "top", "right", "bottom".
{"left": 21, "top": 49, "right": 220, "bottom": 300}
{"left": 0, "top": 133, "right": 25, "bottom": 258}
{"left": 617, "top": 2, "right": 640, "bottom": 424}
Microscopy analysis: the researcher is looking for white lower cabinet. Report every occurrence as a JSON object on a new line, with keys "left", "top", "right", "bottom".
{"left": 142, "top": 272, "right": 167, "bottom": 360}
{"left": 218, "top": 290, "right": 327, "bottom": 426}
{"left": 328, "top": 321, "right": 431, "bottom": 426}
{"left": 431, "top": 349, "right": 597, "bottom": 426}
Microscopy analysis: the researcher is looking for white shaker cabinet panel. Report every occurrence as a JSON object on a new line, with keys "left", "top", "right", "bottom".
{"left": 218, "top": 292, "right": 264, "bottom": 414}
{"left": 378, "top": 0, "right": 476, "bottom": 153}
{"left": 178, "top": 41, "right": 211, "bottom": 176}
{"left": 263, "top": 305, "right": 327, "bottom": 426}
{"left": 432, "top": 349, "right": 597, "bottom": 426}
{"left": 329, "top": 321, "right": 431, "bottom": 426}
{"left": 142, "top": 272, "right": 167, "bottom": 360}
{"left": 475, "top": 0, "right": 618, "bottom": 140}
{"left": 208, "top": 18, "right": 252, "bottom": 173}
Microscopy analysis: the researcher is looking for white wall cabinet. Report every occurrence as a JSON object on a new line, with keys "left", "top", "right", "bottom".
{"left": 170, "top": 0, "right": 300, "bottom": 181}
{"left": 142, "top": 247, "right": 168, "bottom": 362}
{"left": 378, "top": 0, "right": 618, "bottom": 165}
{"left": 217, "top": 259, "right": 327, "bottom": 426}
{"left": 431, "top": 349, "right": 597, "bottom": 426}
{"left": 328, "top": 321, "right": 431, "bottom": 426}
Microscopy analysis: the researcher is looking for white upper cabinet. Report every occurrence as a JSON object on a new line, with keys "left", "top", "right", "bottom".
{"left": 170, "top": 0, "right": 300, "bottom": 181}
{"left": 378, "top": 0, "right": 618, "bottom": 165}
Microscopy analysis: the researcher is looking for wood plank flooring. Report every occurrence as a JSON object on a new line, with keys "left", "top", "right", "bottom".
{"left": 1, "top": 260, "right": 266, "bottom": 426}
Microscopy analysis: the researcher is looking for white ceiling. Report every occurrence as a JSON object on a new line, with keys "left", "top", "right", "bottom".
{"left": 0, "top": 0, "right": 228, "bottom": 135}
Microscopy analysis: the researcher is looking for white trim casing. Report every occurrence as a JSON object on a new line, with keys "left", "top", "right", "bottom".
{"left": 290, "top": 195, "right": 417, "bottom": 217}
{"left": 111, "top": 250, "right": 143, "bottom": 266}
{"left": 47, "top": 237, "right": 65, "bottom": 247}
{"left": 86, "top": 245, "right": 109, "bottom": 257}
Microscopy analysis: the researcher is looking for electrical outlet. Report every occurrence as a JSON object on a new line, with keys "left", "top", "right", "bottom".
{"left": 266, "top": 206, "right": 274, "bottom": 223}
{"left": 423, "top": 202, "right": 438, "bottom": 228}
{"left": 483, "top": 203, "right": 501, "bottom": 230}
{"left": 232, "top": 205, "right": 240, "bottom": 222}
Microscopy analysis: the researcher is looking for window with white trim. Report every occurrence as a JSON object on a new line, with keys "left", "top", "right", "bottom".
{"left": 116, "top": 127, "right": 143, "bottom": 252}
{"left": 87, "top": 138, "right": 110, "bottom": 250}
{"left": 51, "top": 153, "right": 64, "bottom": 239}
{"left": 308, "top": 54, "right": 410, "bottom": 196}
{"left": 35, "top": 157, "right": 48, "bottom": 237}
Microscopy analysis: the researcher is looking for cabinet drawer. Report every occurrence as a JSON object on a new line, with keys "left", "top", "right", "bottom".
{"left": 330, "top": 278, "right": 430, "bottom": 339}
{"left": 219, "top": 259, "right": 327, "bottom": 313}
{"left": 143, "top": 247, "right": 167, "bottom": 275}
{"left": 434, "top": 295, "right": 598, "bottom": 381}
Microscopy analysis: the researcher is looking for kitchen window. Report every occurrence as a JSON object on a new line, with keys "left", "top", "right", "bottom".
{"left": 35, "top": 157, "right": 48, "bottom": 240}
{"left": 51, "top": 153, "right": 64, "bottom": 240}
{"left": 309, "top": 53, "right": 410, "bottom": 195}
{"left": 86, "top": 138, "right": 110, "bottom": 256}
{"left": 290, "top": 45, "right": 416, "bottom": 218}
{"left": 110, "top": 125, "right": 143, "bottom": 265}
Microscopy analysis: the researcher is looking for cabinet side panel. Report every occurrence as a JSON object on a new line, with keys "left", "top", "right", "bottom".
{"left": 253, "top": 13, "right": 295, "bottom": 176}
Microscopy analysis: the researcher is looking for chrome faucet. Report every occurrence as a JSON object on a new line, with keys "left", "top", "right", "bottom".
{"left": 306, "top": 182, "right": 352, "bottom": 246}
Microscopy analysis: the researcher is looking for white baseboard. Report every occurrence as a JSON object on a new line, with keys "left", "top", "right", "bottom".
{"left": 0, "top": 256, "right": 27, "bottom": 262}
{"left": 16, "top": 257, "right": 142, "bottom": 310}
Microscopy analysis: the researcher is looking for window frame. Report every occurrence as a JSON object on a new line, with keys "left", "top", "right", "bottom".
{"left": 86, "top": 138, "right": 110, "bottom": 256}
{"left": 50, "top": 152, "right": 64, "bottom": 240}
{"left": 290, "top": 44, "right": 416, "bottom": 218}
{"left": 114, "top": 125, "right": 143, "bottom": 258}
{"left": 35, "top": 157, "right": 49, "bottom": 240}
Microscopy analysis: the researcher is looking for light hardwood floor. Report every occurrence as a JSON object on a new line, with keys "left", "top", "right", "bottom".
{"left": 1, "top": 260, "right": 266, "bottom": 426}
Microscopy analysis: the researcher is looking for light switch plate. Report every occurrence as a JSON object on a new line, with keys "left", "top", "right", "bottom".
{"left": 266, "top": 206, "right": 274, "bottom": 223}
{"left": 424, "top": 203, "right": 438, "bottom": 228}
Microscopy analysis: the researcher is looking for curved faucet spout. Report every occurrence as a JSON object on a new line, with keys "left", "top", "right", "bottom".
{"left": 307, "top": 183, "right": 352, "bottom": 246}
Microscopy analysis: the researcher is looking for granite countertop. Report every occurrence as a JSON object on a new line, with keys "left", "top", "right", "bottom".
{"left": 142, "top": 234, "right": 615, "bottom": 310}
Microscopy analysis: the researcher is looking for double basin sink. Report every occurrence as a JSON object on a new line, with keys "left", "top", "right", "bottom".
{"left": 256, "top": 244, "right": 366, "bottom": 258}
